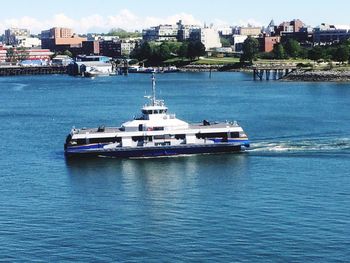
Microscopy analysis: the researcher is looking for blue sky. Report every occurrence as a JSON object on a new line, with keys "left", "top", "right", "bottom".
{"left": 0, "top": 0, "right": 349, "bottom": 33}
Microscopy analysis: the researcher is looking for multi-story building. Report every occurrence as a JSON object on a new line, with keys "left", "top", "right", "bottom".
{"left": 237, "top": 26, "right": 262, "bottom": 36}
{"left": 177, "top": 20, "right": 201, "bottom": 41}
{"left": 275, "top": 19, "right": 305, "bottom": 35}
{"left": 82, "top": 40, "right": 100, "bottom": 56}
{"left": 121, "top": 40, "right": 137, "bottom": 56}
{"left": 41, "top": 27, "right": 86, "bottom": 52}
{"left": 143, "top": 24, "right": 178, "bottom": 42}
{"left": 16, "top": 37, "right": 41, "bottom": 48}
{"left": 313, "top": 24, "right": 350, "bottom": 45}
{"left": 258, "top": 36, "right": 281, "bottom": 52}
{"left": 232, "top": 35, "right": 248, "bottom": 52}
{"left": 99, "top": 40, "right": 122, "bottom": 58}
{"left": 0, "top": 45, "right": 6, "bottom": 62}
{"left": 4, "top": 28, "right": 30, "bottom": 45}
{"left": 190, "top": 27, "right": 222, "bottom": 51}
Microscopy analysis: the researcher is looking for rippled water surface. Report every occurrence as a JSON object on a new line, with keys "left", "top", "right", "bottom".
{"left": 0, "top": 73, "right": 349, "bottom": 262}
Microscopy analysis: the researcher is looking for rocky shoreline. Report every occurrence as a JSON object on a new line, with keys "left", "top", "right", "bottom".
{"left": 282, "top": 69, "right": 350, "bottom": 82}
{"left": 178, "top": 64, "right": 222, "bottom": 72}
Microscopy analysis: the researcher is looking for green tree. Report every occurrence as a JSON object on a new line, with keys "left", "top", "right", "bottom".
{"left": 308, "top": 46, "right": 325, "bottom": 62}
{"left": 158, "top": 43, "right": 172, "bottom": 61}
{"left": 187, "top": 41, "right": 205, "bottom": 60}
{"left": 333, "top": 45, "right": 350, "bottom": 63}
{"left": 240, "top": 36, "right": 259, "bottom": 63}
{"left": 130, "top": 42, "right": 153, "bottom": 61}
{"left": 273, "top": 43, "right": 286, "bottom": 59}
{"left": 178, "top": 42, "right": 189, "bottom": 58}
{"left": 63, "top": 50, "right": 73, "bottom": 58}
{"left": 108, "top": 28, "right": 141, "bottom": 39}
{"left": 6, "top": 47, "right": 16, "bottom": 63}
{"left": 284, "top": 39, "right": 301, "bottom": 58}
{"left": 16, "top": 47, "right": 29, "bottom": 61}
{"left": 220, "top": 37, "right": 231, "bottom": 47}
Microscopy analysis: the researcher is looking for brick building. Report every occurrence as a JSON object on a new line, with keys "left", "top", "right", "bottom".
{"left": 41, "top": 27, "right": 86, "bottom": 52}
{"left": 258, "top": 36, "right": 281, "bottom": 52}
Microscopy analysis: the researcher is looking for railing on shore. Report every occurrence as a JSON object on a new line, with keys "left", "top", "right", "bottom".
{"left": 0, "top": 65, "right": 67, "bottom": 77}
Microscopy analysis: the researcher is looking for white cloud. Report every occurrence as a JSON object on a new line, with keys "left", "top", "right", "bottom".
{"left": 0, "top": 9, "right": 204, "bottom": 34}
{"left": 236, "top": 18, "right": 263, "bottom": 27}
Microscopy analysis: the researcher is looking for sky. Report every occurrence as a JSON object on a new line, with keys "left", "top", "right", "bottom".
{"left": 0, "top": 0, "right": 349, "bottom": 34}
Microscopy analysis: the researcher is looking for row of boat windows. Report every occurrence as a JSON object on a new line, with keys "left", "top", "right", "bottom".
{"left": 70, "top": 132, "right": 240, "bottom": 145}
{"left": 142, "top": 109, "right": 167, "bottom": 115}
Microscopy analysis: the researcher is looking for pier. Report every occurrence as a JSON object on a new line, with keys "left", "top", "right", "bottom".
{"left": 0, "top": 65, "right": 67, "bottom": 76}
{"left": 251, "top": 64, "right": 297, "bottom": 80}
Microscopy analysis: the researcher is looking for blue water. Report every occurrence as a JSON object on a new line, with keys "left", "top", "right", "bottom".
{"left": 0, "top": 73, "right": 349, "bottom": 262}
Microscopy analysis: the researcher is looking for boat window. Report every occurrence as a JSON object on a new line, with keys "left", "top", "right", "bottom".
{"left": 196, "top": 132, "right": 226, "bottom": 139}
{"left": 76, "top": 139, "right": 87, "bottom": 145}
{"left": 154, "top": 110, "right": 159, "bottom": 114}
{"left": 89, "top": 137, "right": 119, "bottom": 144}
{"left": 230, "top": 132, "right": 239, "bottom": 138}
{"left": 175, "top": 134, "right": 185, "bottom": 139}
{"left": 153, "top": 127, "right": 164, "bottom": 131}
{"left": 132, "top": 136, "right": 144, "bottom": 141}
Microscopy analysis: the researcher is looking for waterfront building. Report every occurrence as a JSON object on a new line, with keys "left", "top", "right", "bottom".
{"left": 68, "top": 55, "right": 112, "bottom": 76}
{"left": 4, "top": 28, "right": 30, "bottom": 45}
{"left": 52, "top": 55, "right": 73, "bottom": 66}
{"left": 190, "top": 27, "right": 222, "bottom": 51}
{"left": 313, "top": 24, "right": 350, "bottom": 45}
{"left": 0, "top": 47, "right": 53, "bottom": 62}
{"left": 0, "top": 46, "right": 6, "bottom": 62}
{"left": 41, "top": 27, "right": 87, "bottom": 52}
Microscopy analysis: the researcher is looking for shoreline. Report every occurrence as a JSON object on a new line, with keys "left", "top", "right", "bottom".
{"left": 282, "top": 69, "right": 350, "bottom": 82}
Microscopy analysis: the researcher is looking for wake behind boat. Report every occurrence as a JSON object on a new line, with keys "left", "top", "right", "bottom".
{"left": 64, "top": 73, "right": 250, "bottom": 158}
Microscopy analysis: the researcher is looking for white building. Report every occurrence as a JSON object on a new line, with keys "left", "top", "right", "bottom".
{"left": 4, "top": 28, "right": 30, "bottom": 46}
{"left": 232, "top": 35, "right": 248, "bottom": 52}
{"left": 17, "top": 37, "right": 41, "bottom": 48}
{"left": 143, "top": 24, "right": 179, "bottom": 41}
{"left": 190, "top": 28, "right": 222, "bottom": 51}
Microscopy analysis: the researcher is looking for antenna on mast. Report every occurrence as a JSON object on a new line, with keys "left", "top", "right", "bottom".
{"left": 151, "top": 72, "right": 156, "bottom": 106}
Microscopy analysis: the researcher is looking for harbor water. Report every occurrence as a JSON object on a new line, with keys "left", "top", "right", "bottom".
{"left": 0, "top": 73, "right": 349, "bottom": 261}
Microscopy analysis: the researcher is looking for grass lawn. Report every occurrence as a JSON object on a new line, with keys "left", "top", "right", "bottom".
{"left": 192, "top": 57, "right": 240, "bottom": 65}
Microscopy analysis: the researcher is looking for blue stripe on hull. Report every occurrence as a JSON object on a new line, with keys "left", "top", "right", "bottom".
{"left": 65, "top": 144, "right": 244, "bottom": 158}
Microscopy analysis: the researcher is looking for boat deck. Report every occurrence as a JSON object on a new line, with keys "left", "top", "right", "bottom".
{"left": 72, "top": 122, "right": 239, "bottom": 135}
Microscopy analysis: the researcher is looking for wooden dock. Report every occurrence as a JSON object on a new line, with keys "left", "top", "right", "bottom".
{"left": 0, "top": 66, "right": 67, "bottom": 76}
{"left": 251, "top": 64, "right": 298, "bottom": 80}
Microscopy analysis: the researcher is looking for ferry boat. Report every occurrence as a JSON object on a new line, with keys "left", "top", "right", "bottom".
{"left": 64, "top": 74, "right": 250, "bottom": 158}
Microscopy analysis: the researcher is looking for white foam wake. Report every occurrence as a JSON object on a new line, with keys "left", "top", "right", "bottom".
{"left": 248, "top": 138, "right": 350, "bottom": 153}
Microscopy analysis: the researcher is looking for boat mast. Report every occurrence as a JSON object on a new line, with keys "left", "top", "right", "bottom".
{"left": 151, "top": 72, "right": 156, "bottom": 106}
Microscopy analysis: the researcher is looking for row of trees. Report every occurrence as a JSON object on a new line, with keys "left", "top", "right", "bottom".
{"left": 130, "top": 41, "right": 206, "bottom": 65}
{"left": 241, "top": 36, "right": 350, "bottom": 64}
